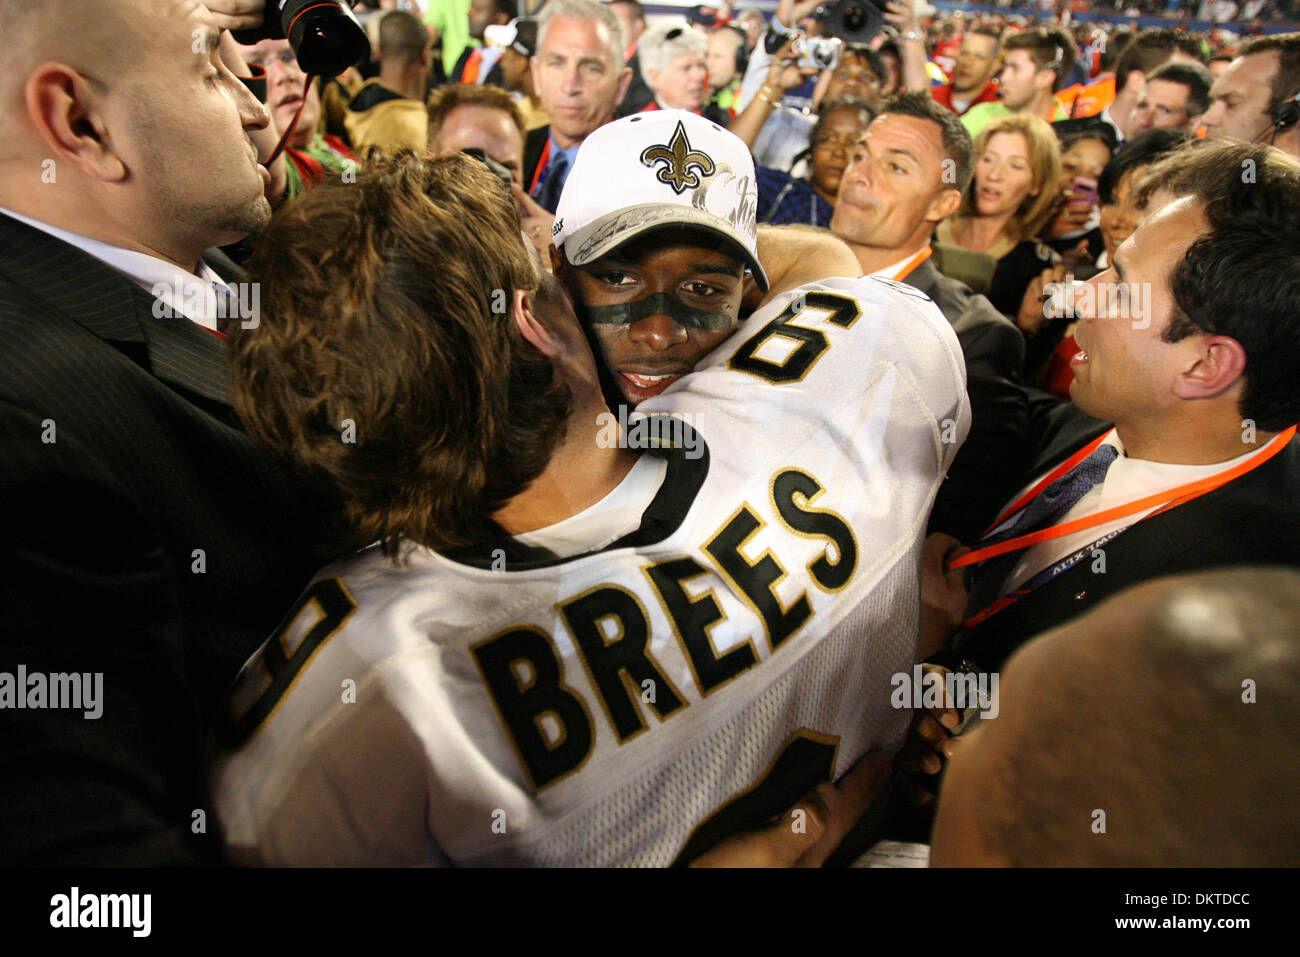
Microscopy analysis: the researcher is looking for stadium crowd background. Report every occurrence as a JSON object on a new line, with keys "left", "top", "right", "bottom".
{"left": 288, "top": 0, "right": 1300, "bottom": 389}
{"left": 2, "top": 0, "right": 1298, "bottom": 870}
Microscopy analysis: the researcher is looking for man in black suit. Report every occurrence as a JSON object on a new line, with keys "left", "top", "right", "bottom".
{"left": 0, "top": 0, "right": 332, "bottom": 863}
{"left": 831, "top": 92, "right": 1032, "bottom": 541}
{"left": 923, "top": 138, "right": 1300, "bottom": 673}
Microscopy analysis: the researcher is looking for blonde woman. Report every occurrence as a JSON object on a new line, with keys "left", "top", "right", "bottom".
{"left": 937, "top": 113, "right": 1063, "bottom": 317}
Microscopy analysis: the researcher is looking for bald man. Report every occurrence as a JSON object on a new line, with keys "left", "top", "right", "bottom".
{"left": 932, "top": 566, "right": 1300, "bottom": 866}
{"left": 0, "top": 0, "right": 334, "bottom": 864}
{"left": 696, "top": 567, "right": 1300, "bottom": 866}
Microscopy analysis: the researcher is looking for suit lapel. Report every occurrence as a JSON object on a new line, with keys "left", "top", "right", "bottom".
{"left": 129, "top": 282, "right": 232, "bottom": 406}
{"left": 524, "top": 125, "right": 549, "bottom": 189}
{"left": 0, "top": 212, "right": 146, "bottom": 343}
{"left": 0, "top": 212, "right": 232, "bottom": 406}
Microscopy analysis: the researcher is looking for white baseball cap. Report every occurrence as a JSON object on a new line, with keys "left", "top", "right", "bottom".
{"left": 552, "top": 110, "right": 769, "bottom": 291}
{"left": 484, "top": 18, "right": 537, "bottom": 57}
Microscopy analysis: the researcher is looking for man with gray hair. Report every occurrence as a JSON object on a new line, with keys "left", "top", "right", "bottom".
{"left": 522, "top": 0, "right": 632, "bottom": 212}
{"left": 637, "top": 22, "right": 727, "bottom": 125}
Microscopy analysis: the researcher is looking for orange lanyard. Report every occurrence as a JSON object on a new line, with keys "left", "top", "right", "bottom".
{"left": 892, "top": 245, "right": 933, "bottom": 282}
{"left": 464, "top": 48, "right": 482, "bottom": 84}
{"left": 950, "top": 425, "right": 1297, "bottom": 572}
{"left": 528, "top": 137, "right": 553, "bottom": 196}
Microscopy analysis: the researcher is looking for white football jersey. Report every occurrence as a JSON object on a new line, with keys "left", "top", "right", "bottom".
{"left": 212, "top": 276, "right": 969, "bottom": 866}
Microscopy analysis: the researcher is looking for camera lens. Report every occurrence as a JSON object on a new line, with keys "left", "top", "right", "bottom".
{"left": 843, "top": 5, "right": 867, "bottom": 31}
{"left": 283, "top": 1, "right": 369, "bottom": 76}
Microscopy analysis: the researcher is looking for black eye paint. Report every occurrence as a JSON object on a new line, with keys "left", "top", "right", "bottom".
{"left": 584, "top": 292, "right": 735, "bottom": 332}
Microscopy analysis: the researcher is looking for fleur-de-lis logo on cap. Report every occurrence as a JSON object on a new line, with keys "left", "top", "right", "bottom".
{"left": 640, "top": 121, "right": 715, "bottom": 195}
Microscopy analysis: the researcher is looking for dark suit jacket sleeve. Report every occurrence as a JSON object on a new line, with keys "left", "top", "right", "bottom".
{"left": 0, "top": 398, "right": 209, "bottom": 865}
{"left": 929, "top": 300, "right": 1034, "bottom": 543}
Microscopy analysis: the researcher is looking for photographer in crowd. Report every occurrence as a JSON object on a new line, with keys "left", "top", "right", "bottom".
{"left": 236, "top": 35, "right": 359, "bottom": 200}
{"left": 731, "top": 0, "right": 885, "bottom": 171}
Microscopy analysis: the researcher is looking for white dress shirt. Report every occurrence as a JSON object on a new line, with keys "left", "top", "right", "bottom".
{"left": 0, "top": 206, "right": 237, "bottom": 332}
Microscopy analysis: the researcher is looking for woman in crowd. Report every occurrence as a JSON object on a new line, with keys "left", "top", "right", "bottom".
{"left": 1041, "top": 126, "right": 1117, "bottom": 266}
{"left": 755, "top": 97, "right": 875, "bottom": 228}
{"left": 936, "top": 113, "right": 1063, "bottom": 318}
{"left": 1096, "top": 129, "right": 1192, "bottom": 269}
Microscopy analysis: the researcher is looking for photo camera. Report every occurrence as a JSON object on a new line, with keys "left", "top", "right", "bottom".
{"left": 232, "top": 0, "right": 369, "bottom": 78}
{"left": 764, "top": 25, "right": 843, "bottom": 72}
{"left": 792, "top": 34, "right": 843, "bottom": 71}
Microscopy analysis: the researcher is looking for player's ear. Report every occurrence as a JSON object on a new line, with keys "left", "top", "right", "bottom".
{"left": 513, "top": 289, "right": 562, "bottom": 358}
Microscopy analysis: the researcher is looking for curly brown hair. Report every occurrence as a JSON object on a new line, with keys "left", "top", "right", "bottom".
{"left": 229, "top": 152, "right": 573, "bottom": 559}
